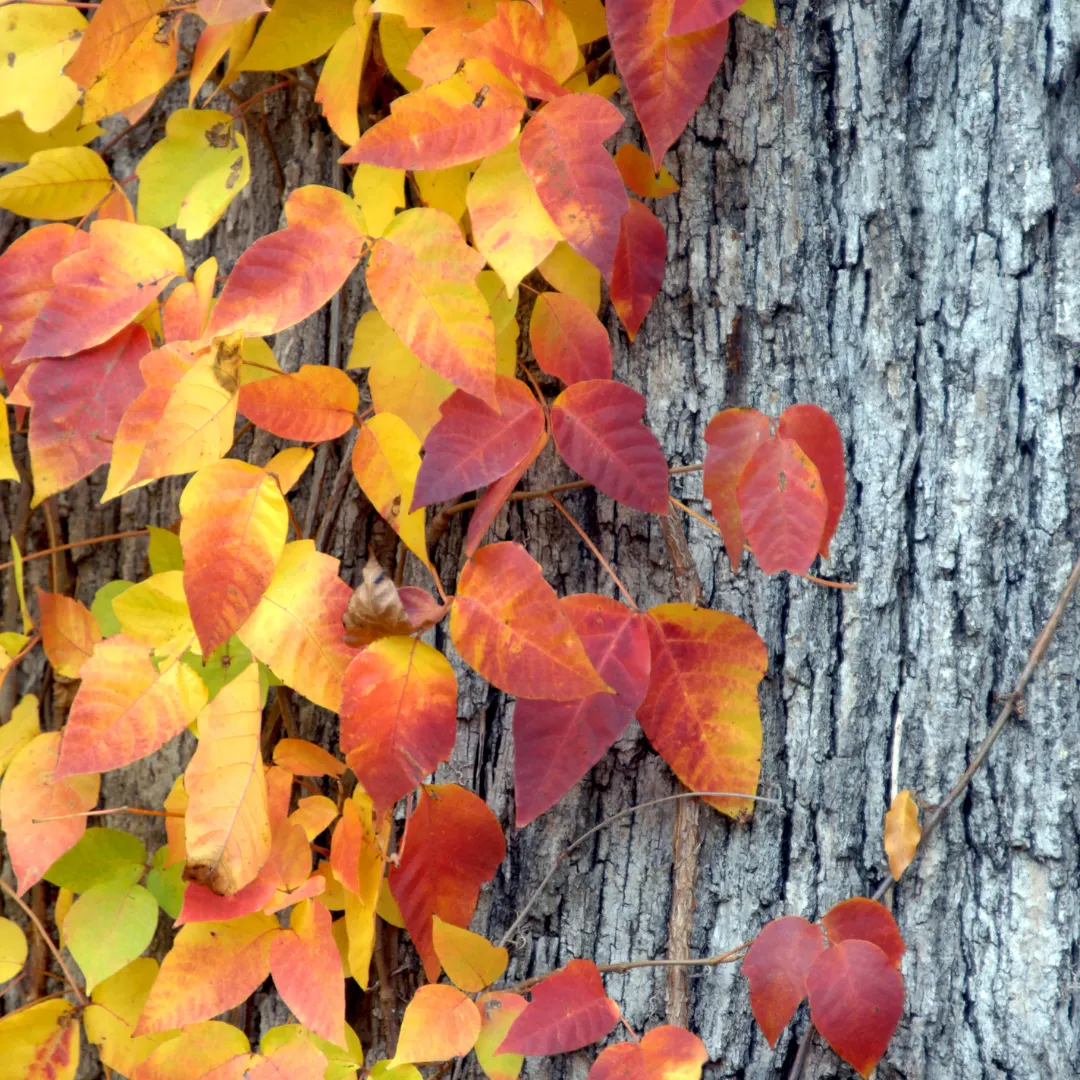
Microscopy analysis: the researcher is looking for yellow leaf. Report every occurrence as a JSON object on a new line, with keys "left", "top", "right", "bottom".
{"left": 376, "top": 878, "right": 406, "bottom": 928}
{"left": 290, "top": 795, "right": 339, "bottom": 841}
{"left": 351, "top": 163, "right": 406, "bottom": 237}
{"left": 0, "top": 3, "right": 86, "bottom": 132}
{"left": 265, "top": 446, "right": 315, "bottom": 495}
{"left": 241, "top": 0, "right": 355, "bottom": 71}
{"left": 0, "top": 916, "right": 28, "bottom": 983}
{"left": 539, "top": 242, "right": 602, "bottom": 312}
{"left": 740, "top": 0, "right": 777, "bottom": 28}
{"left": 351, "top": 413, "right": 431, "bottom": 569}
{"left": 111, "top": 570, "right": 195, "bottom": 659}
{"left": 54, "top": 888, "right": 73, "bottom": 948}
{"left": 0, "top": 693, "right": 39, "bottom": 777}
{"left": 9, "top": 537, "right": 31, "bottom": 633}
{"left": 240, "top": 335, "right": 281, "bottom": 384}
{"left": 316, "top": 2, "right": 374, "bottom": 146}
{"left": 378, "top": 14, "right": 424, "bottom": 90}
{"left": 0, "top": 146, "right": 111, "bottom": 220}
{"left": 884, "top": 789, "right": 921, "bottom": 881}
{"left": 0, "top": 396, "right": 17, "bottom": 482}
{"left": 0, "top": 999, "right": 79, "bottom": 1080}
{"left": 136, "top": 109, "right": 250, "bottom": 240}
{"left": 0, "top": 107, "right": 103, "bottom": 165}
{"left": 183, "top": 664, "right": 272, "bottom": 896}
{"left": 431, "top": 917, "right": 508, "bottom": 993}
{"left": 474, "top": 993, "right": 527, "bottom": 1080}
{"left": 415, "top": 163, "right": 471, "bottom": 223}
{"left": 551, "top": 0, "right": 607, "bottom": 45}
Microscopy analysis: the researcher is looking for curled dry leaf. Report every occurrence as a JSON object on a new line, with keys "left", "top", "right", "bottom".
{"left": 342, "top": 556, "right": 414, "bottom": 646}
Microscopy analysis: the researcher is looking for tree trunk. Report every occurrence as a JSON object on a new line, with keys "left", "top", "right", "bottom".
{"left": 4, "top": 1, "right": 1080, "bottom": 1077}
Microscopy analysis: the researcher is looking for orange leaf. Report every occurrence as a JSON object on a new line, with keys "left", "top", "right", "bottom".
{"left": 269, "top": 899, "right": 346, "bottom": 1046}
{"left": 17, "top": 220, "right": 184, "bottom": 360}
{"left": 134, "top": 911, "right": 280, "bottom": 1035}
{"left": 528, "top": 291, "right": 612, "bottom": 385}
{"left": 392, "top": 984, "right": 482, "bottom": 1064}
{"left": 180, "top": 459, "right": 289, "bottom": 655}
{"left": 610, "top": 199, "right": 666, "bottom": 340}
{"left": 607, "top": 0, "right": 729, "bottom": 170}
{"left": 36, "top": 589, "right": 101, "bottom": 678}
{"left": 702, "top": 408, "right": 770, "bottom": 567}
{"left": 340, "top": 636, "right": 458, "bottom": 810}
{"left": 475, "top": 992, "right": 528, "bottom": 1080}
{"left": 0, "top": 731, "right": 100, "bottom": 894}
{"left": 883, "top": 790, "right": 921, "bottom": 881}
{"left": 365, "top": 207, "right": 497, "bottom": 407}
{"left": 388, "top": 784, "right": 505, "bottom": 981}
{"left": 431, "top": 916, "right": 508, "bottom": 992}
{"left": 238, "top": 366, "right": 360, "bottom": 442}
{"left": 273, "top": 738, "right": 346, "bottom": 779}
{"left": 206, "top": 185, "right": 367, "bottom": 340}
{"left": 450, "top": 541, "right": 609, "bottom": 700}
{"left": 588, "top": 1026, "right": 708, "bottom": 1080}
{"left": 182, "top": 665, "right": 271, "bottom": 896}
{"left": 290, "top": 795, "right": 339, "bottom": 840}
{"left": 65, "top": 0, "right": 161, "bottom": 88}
{"left": 613, "top": 144, "right": 679, "bottom": 199}
{"left": 735, "top": 436, "right": 827, "bottom": 575}
{"left": 135, "top": 1021, "right": 250, "bottom": 1080}
{"left": 340, "top": 64, "right": 522, "bottom": 170}
{"left": 55, "top": 636, "right": 208, "bottom": 778}
{"left": 637, "top": 603, "right": 767, "bottom": 817}
{"left": 820, "top": 898, "right": 905, "bottom": 968}
{"left": 518, "top": 94, "right": 627, "bottom": 279}
{"left": 499, "top": 958, "right": 619, "bottom": 1055}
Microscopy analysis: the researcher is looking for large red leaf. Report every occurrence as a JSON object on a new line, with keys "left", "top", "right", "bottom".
{"left": 805, "top": 940, "right": 904, "bottom": 1078}
{"left": 637, "top": 603, "right": 767, "bottom": 817}
{"left": 413, "top": 375, "right": 544, "bottom": 509}
{"left": 588, "top": 1025, "right": 708, "bottom": 1080}
{"left": 550, "top": 379, "right": 669, "bottom": 514}
{"left": 666, "top": 0, "right": 741, "bottom": 34}
{"left": 735, "top": 436, "right": 827, "bottom": 575}
{"left": 388, "top": 784, "right": 505, "bottom": 982}
{"left": 607, "top": 0, "right": 729, "bottom": 170}
{"left": 513, "top": 595, "right": 649, "bottom": 826}
{"left": 450, "top": 541, "right": 608, "bottom": 700}
{"left": 610, "top": 200, "right": 666, "bottom": 341}
{"left": 702, "top": 408, "right": 771, "bottom": 567}
{"left": 529, "top": 292, "right": 612, "bottom": 385}
{"left": 339, "top": 635, "right": 458, "bottom": 810}
{"left": 498, "top": 958, "right": 619, "bottom": 1055}
{"left": 741, "top": 916, "right": 825, "bottom": 1046}
{"left": 519, "top": 94, "right": 627, "bottom": 279}
{"left": 238, "top": 366, "right": 359, "bottom": 442}
{"left": 820, "top": 898, "right": 905, "bottom": 968}
{"left": 777, "top": 404, "right": 845, "bottom": 558}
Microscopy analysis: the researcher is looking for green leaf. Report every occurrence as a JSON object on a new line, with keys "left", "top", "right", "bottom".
{"left": 181, "top": 634, "right": 254, "bottom": 699}
{"left": 92, "top": 580, "right": 135, "bottom": 637}
{"left": 146, "top": 847, "right": 186, "bottom": 919}
{"left": 65, "top": 880, "right": 159, "bottom": 992}
{"left": 147, "top": 526, "right": 184, "bottom": 573}
{"left": 44, "top": 827, "right": 146, "bottom": 893}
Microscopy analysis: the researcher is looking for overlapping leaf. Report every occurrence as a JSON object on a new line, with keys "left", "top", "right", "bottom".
{"left": 65, "top": 878, "right": 158, "bottom": 991}
{"left": 614, "top": 144, "right": 679, "bottom": 199}
{"left": 777, "top": 404, "right": 846, "bottom": 558}
{"left": 475, "top": 993, "right": 529, "bottom": 1080}
{"left": 611, "top": 199, "right": 667, "bottom": 340}
{"left": 238, "top": 365, "right": 359, "bottom": 442}
{"left": 0, "top": 146, "right": 112, "bottom": 220}
{"left": 432, "top": 917, "right": 509, "bottom": 992}
{"left": 588, "top": 1026, "right": 708, "bottom": 1080}
{"left": 529, "top": 292, "right": 612, "bottom": 385}
{"left": 37, "top": 589, "right": 102, "bottom": 678}
{"left": 393, "top": 984, "right": 482, "bottom": 1064}
{"left": 316, "top": 3, "right": 374, "bottom": 145}
{"left": 239, "top": 0, "right": 354, "bottom": 70}
{"left": 820, "top": 898, "right": 905, "bottom": 967}
{"left": 0, "top": 999, "right": 79, "bottom": 1080}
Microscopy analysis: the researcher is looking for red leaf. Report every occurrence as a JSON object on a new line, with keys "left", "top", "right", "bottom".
{"left": 450, "top": 542, "right": 609, "bottom": 700}
{"left": 588, "top": 1026, "right": 708, "bottom": 1080}
{"left": 413, "top": 375, "right": 544, "bottom": 509}
{"left": 820, "top": 898, "right": 905, "bottom": 968}
{"left": 238, "top": 366, "right": 360, "bottom": 442}
{"left": 702, "top": 408, "right": 770, "bottom": 567}
{"left": 519, "top": 94, "right": 627, "bottom": 279}
{"left": 529, "top": 292, "right": 612, "bottom": 385}
{"left": 735, "top": 436, "right": 827, "bottom": 575}
{"left": 388, "top": 784, "right": 505, "bottom": 982}
{"left": 610, "top": 200, "right": 666, "bottom": 341}
{"left": 514, "top": 595, "right": 649, "bottom": 826}
{"left": 498, "top": 958, "right": 619, "bottom": 1055}
{"left": 551, "top": 379, "right": 669, "bottom": 514}
{"left": 462, "top": 429, "right": 548, "bottom": 557}
{"left": 777, "top": 404, "right": 845, "bottom": 558}
{"left": 607, "top": 0, "right": 729, "bottom": 170}
{"left": 805, "top": 940, "right": 904, "bottom": 1078}
{"left": 741, "top": 916, "right": 825, "bottom": 1046}
{"left": 666, "top": 0, "right": 741, "bottom": 35}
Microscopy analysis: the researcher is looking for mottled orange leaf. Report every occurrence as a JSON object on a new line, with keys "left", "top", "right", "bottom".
{"left": 702, "top": 408, "right": 770, "bottom": 567}
{"left": 136, "top": 1021, "right": 250, "bottom": 1080}
{"left": 238, "top": 365, "right": 359, "bottom": 442}
{"left": 884, "top": 790, "right": 921, "bottom": 881}
{"left": 238, "top": 540, "right": 360, "bottom": 712}
{"left": 18, "top": 220, "right": 184, "bottom": 360}
{"left": 820, "top": 898, "right": 905, "bottom": 968}
{"left": 365, "top": 207, "right": 497, "bottom": 407}
{"left": 388, "top": 784, "right": 505, "bottom": 981}
{"left": 432, "top": 916, "right": 508, "bottom": 992}
{"left": 65, "top": 0, "right": 161, "bottom": 89}
{"left": 182, "top": 665, "right": 271, "bottom": 896}
{"left": 528, "top": 291, "right": 612, "bottom": 385}
{"left": 450, "top": 542, "right": 608, "bottom": 700}
{"left": 741, "top": 916, "right": 824, "bottom": 1047}
{"left": 162, "top": 281, "right": 201, "bottom": 342}
{"left": 207, "top": 185, "right": 367, "bottom": 340}
{"left": 414, "top": 375, "right": 543, "bottom": 508}
{"left": 607, "top": 0, "right": 729, "bottom": 170}
{"left": 610, "top": 199, "right": 666, "bottom": 340}
{"left": 273, "top": 738, "right": 346, "bottom": 779}
{"left": 518, "top": 94, "right": 627, "bottom": 279}
{"left": 134, "top": 912, "right": 280, "bottom": 1035}
{"left": 637, "top": 603, "right": 767, "bottom": 817}
{"left": 0, "top": 731, "right": 99, "bottom": 894}
{"left": 0, "top": 998, "right": 79, "bottom": 1080}
{"left": 290, "top": 795, "right": 339, "bottom": 841}
{"left": 736, "top": 436, "right": 827, "bottom": 575}
{"left": 588, "top": 1026, "right": 708, "bottom": 1080}
{"left": 340, "top": 636, "right": 458, "bottom": 810}
{"left": 403, "top": 15, "right": 484, "bottom": 84}
{"left": 36, "top": 589, "right": 102, "bottom": 678}
{"left": 613, "top": 144, "right": 679, "bottom": 198}
{"left": 55, "top": 636, "right": 207, "bottom": 778}
{"left": 475, "top": 993, "right": 528, "bottom": 1080}
{"left": 777, "top": 404, "right": 846, "bottom": 558}
{"left": 499, "top": 958, "right": 619, "bottom": 1055}
{"left": 270, "top": 899, "right": 346, "bottom": 1046}
{"left": 393, "top": 984, "right": 482, "bottom": 1064}
{"left": 180, "top": 459, "right": 288, "bottom": 655}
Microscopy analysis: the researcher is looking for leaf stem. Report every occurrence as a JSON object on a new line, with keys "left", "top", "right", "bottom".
{"left": 546, "top": 495, "right": 638, "bottom": 610}
{"left": 0, "top": 529, "right": 150, "bottom": 574}
{"left": 31, "top": 805, "right": 183, "bottom": 824}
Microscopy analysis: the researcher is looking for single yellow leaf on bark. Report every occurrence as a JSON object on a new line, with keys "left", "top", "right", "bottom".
{"left": 884, "top": 789, "right": 921, "bottom": 880}
{"left": 740, "top": 0, "right": 777, "bottom": 28}
{"left": 431, "top": 917, "right": 509, "bottom": 992}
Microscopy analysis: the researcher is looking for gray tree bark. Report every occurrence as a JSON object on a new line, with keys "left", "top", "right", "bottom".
{"left": 4, "top": 0, "right": 1080, "bottom": 1077}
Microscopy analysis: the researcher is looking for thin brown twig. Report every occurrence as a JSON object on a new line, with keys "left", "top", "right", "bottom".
{"left": 31, "top": 805, "right": 182, "bottom": 824}
{"left": 546, "top": 495, "right": 638, "bottom": 610}
{"left": 0, "top": 529, "right": 149, "bottom": 573}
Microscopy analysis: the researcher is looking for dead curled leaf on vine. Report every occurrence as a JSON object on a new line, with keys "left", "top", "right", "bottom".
{"left": 342, "top": 555, "right": 450, "bottom": 647}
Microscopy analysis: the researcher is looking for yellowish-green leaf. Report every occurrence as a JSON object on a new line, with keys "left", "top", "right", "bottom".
{"left": 65, "top": 879, "right": 158, "bottom": 992}
{"left": 241, "top": 0, "right": 355, "bottom": 71}
{"left": 740, "top": 0, "right": 777, "bottom": 28}
{"left": 44, "top": 827, "right": 146, "bottom": 893}
{"left": 538, "top": 242, "right": 601, "bottom": 313}
{"left": 0, "top": 107, "right": 103, "bottom": 165}
{"left": 0, "top": 146, "right": 111, "bottom": 220}
{"left": 0, "top": 998, "right": 78, "bottom": 1080}
{"left": 316, "top": 2, "right": 374, "bottom": 146}
{"left": 0, "top": 693, "right": 39, "bottom": 777}
{"left": 148, "top": 526, "right": 184, "bottom": 573}
{"left": 111, "top": 571, "right": 195, "bottom": 660}
{"left": 431, "top": 917, "right": 508, "bottom": 993}
{"left": 0, "top": 916, "right": 28, "bottom": 984}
